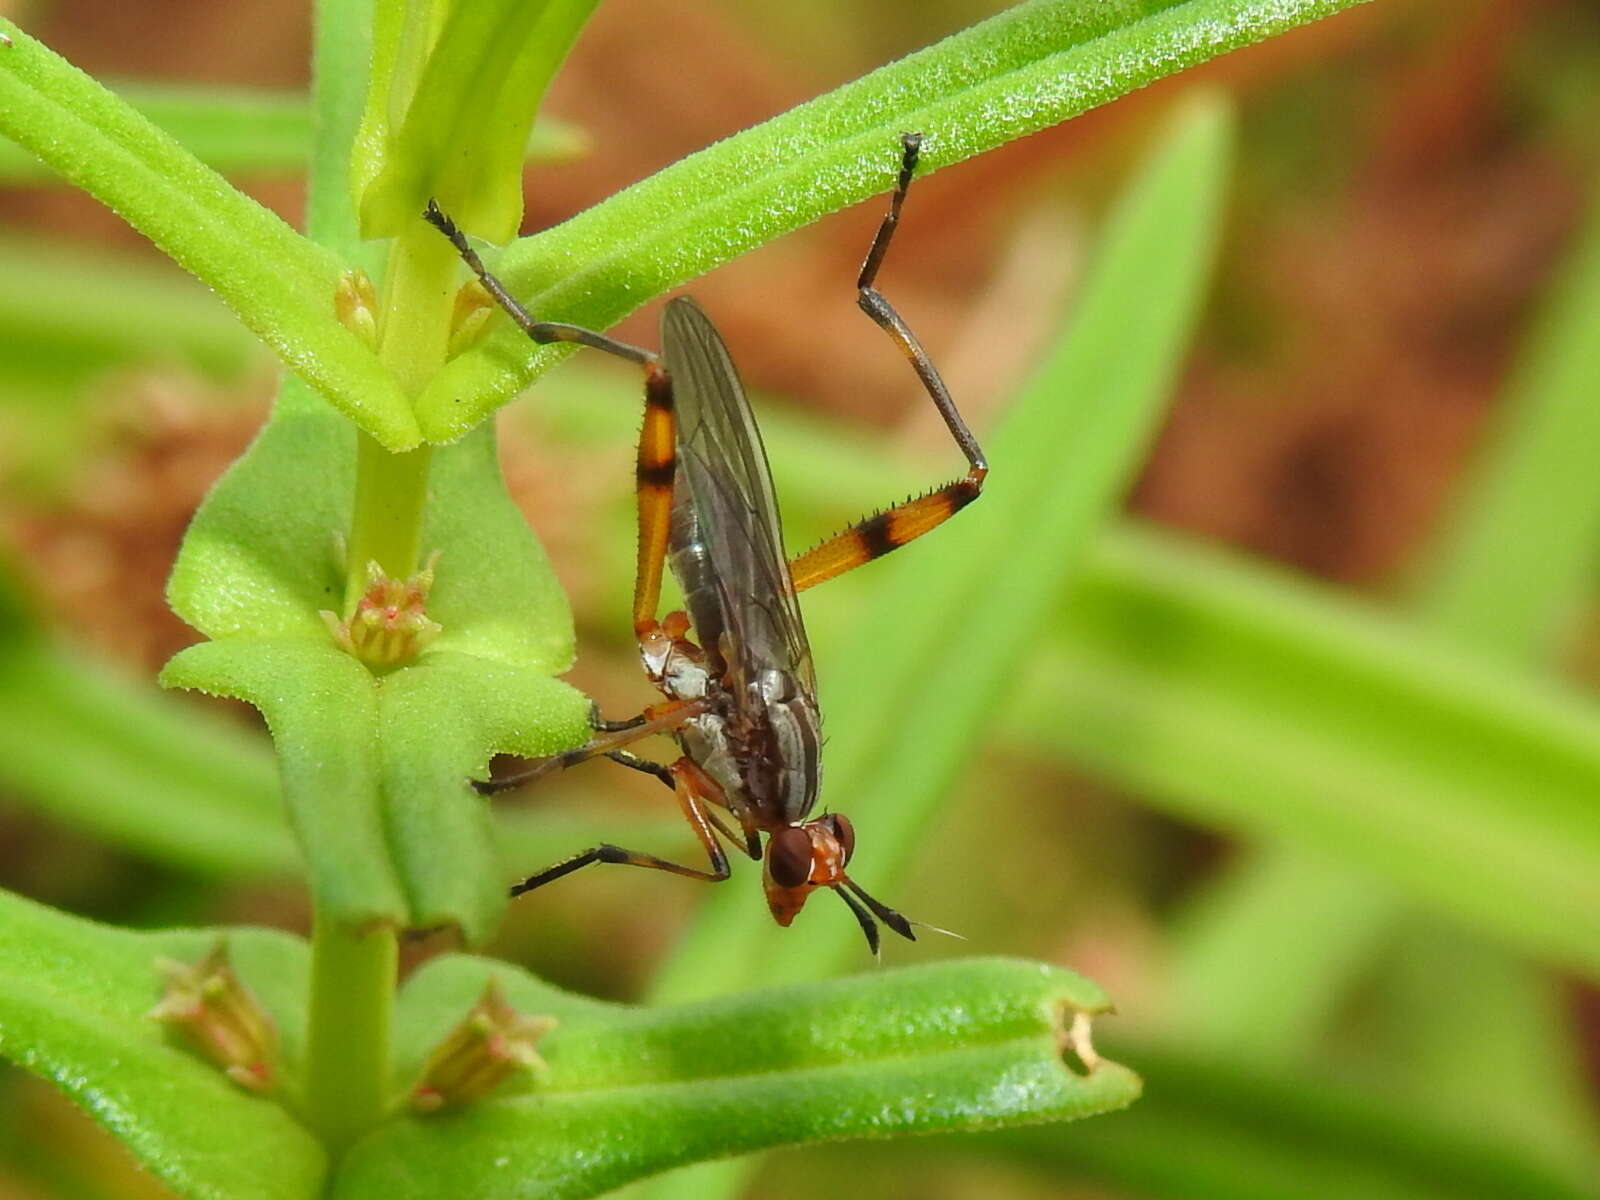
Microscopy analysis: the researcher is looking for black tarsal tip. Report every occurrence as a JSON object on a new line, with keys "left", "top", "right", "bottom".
{"left": 835, "top": 886, "right": 880, "bottom": 957}
{"left": 883, "top": 909, "right": 916, "bottom": 942}
{"left": 422, "top": 200, "right": 462, "bottom": 243}
{"left": 846, "top": 878, "right": 916, "bottom": 943}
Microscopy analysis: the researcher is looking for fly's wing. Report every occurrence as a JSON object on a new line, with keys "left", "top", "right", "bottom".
{"left": 661, "top": 296, "right": 816, "bottom": 697}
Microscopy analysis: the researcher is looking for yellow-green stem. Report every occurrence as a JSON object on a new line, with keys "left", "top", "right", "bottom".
{"left": 311, "top": 220, "right": 458, "bottom": 1146}
{"left": 302, "top": 913, "right": 398, "bottom": 1151}
{"left": 343, "top": 222, "right": 457, "bottom": 605}
{"left": 347, "top": 432, "right": 433, "bottom": 601}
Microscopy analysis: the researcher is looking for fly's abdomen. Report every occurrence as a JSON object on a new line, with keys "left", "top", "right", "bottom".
{"left": 743, "top": 672, "right": 823, "bottom": 825}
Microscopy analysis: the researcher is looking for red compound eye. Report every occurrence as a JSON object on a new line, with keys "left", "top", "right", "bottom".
{"left": 827, "top": 813, "right": 856, "bottom": 864}
{"left": 768, "top": 826, "right": 812, "bottom": 889}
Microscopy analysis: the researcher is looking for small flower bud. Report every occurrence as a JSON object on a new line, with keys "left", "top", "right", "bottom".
{"left": 148, "top": 940, "right": 277, "bottom": 1093}
{"left": 322, "top": 552, "right": 443, "bottom": 671}
{"left": 335, "top": 269, "right": 381, "bottom": 349}
{"left": 412, "top": 980, "right": 554, "bottom": 1113}
{"left": 448, "top": 279, "right": 495, "bottom": 356}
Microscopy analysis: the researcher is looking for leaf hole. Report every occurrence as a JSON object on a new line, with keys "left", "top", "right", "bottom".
{"left": 1057, "top": 1008, "right": 1101, "bottom": 1077}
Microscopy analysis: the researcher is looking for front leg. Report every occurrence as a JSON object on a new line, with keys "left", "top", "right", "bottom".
{"left": 476, "top": 698, "right": 705, "bottom": 795}
{"left": 509, "top": 757, "right": 736, "bottom": 896}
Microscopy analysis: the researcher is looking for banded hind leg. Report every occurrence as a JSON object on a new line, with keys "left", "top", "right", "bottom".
{"left": 424, "top": 203, "right": 681, "bottom": 643}
{"left": 508, "top": 759, "right": 741, "bottom": 897}
{"left": 786, "top": 132, "right": 988, "bottom": 593}
{"left": 428, "top": 203, "right": 698, "bottom": 798}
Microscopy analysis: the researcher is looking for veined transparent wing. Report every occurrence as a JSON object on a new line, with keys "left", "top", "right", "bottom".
{"left": 661, "top": 296, "right": 816, "bottom": 697}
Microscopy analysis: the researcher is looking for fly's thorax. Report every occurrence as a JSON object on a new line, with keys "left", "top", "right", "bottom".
{"left": 641, "top": 616, "right": 711, "bottom": 701}
{"left": 679, "top": 709, "right": 745, "bottom": 816}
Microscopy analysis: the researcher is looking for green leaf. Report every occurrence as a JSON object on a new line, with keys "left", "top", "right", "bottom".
{"left": 1415, "top": 170, "right": 1600, "bottom": 660}
{"left": 1363, "top": 924, "right": 1600, "bottom": 1181}
{"left": 160, "top": 637, "right": 405, "bottom": 926}
{"left": 377, "top": 649, "right": 590, "bottom": 932}
{"left": 0, "top": 83, "right": 304, "bottom": 182}
{"left": 650, "top": 91, "right": 1233, "bottom": 1005}
{"left": 1164, "top": 847, "right": 1398, "bottom": 1066}
{"left": 162, "top": 380, "right": 587, "bottom": 939}
{"left": 165, "top": 384, "right": 355, "bottom": 641}
{"left": 1164, "top": 164, "right": 1600, "bottom": 1172}
{"left": 415, "top": 0, "right": 1367, "bottom": 441}
{"left": 355, "top": 0, "right": 601, "bottom": 241}
{"left": 0, "top": 20, "right": 418, "bottom": 449}
{"left": 1014, "top": 522, "right": 1600, "bottom": 980}
{"left": 0, "top": 889, "right": 324, "bottom": 1200}
{"left": 938, "top": 1039, "right": 1598, "bottom": 1200}
{"left": 164, "top": 383, "right": 577, "bottom": 659}
{"left": 0, "top": 621, "right": 676, "bottom": 881}
{"left": 332, "top": 955, "right": 1137, "bottom": 1200}
{"left": 309, "top": 0, "right": 385, "bottom": 267}
{"left": 0, "top": 83, "right": 586, "bottom": 184}
{"left": 0, "top": 234, "right": 260, "bottom": 381}
{"left": 347, "top": 0, "right": 440, "bottom": 238}
{"left": 0, "top": 640, "right": 293, "bottom": 877}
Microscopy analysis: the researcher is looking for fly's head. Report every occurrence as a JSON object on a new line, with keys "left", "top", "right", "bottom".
{"left": 762, "top": 814, "right": 914, "bottom": 956}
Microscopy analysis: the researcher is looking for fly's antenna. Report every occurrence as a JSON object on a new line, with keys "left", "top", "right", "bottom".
{"left": 843, "top": 878, "right": 915, "bottom": 942}
{"left": 833, "top": 886, "right": 881, "bottom": 958}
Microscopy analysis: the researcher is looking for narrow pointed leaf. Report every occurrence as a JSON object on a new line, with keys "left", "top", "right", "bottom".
{"left": 0, "top": 84, "right": 582, "bottom": 183}
{"left": 0, "top": 640, "right": 293, "bottom": 876}
{"left": 332, "top": 956, "right": 1136, "bottom": 1200}
{"left": 1416, "top": 171, "right": 1600, "bottom": 661}
{"left": 1163, "top": 168, "right": 1600, "bottom": 1169}
{"left": 416, "top": 0, "right": 1367, "bottom": 440}
{"left": 939, "top": 1040, "right": 1598, "bottom": 1200}
{"left": 0, "top": 21, "right": 417, "bottom": 448}
{"left": 1014, "top": 523, "right": 1600, "bottom": 980}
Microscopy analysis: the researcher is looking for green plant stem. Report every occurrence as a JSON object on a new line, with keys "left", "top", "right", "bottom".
{"left": 344, "top": 222, "right": 455, "bottom": 603}
{"left": 347, "top": 433, "right": 433, "bottom": 601}
{"left": 302, "top": 911, "right": 398, "bottom": 1152}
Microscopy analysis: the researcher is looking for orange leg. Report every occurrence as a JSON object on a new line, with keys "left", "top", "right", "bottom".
{"left": 672, "top": 757, "right": 762, "bottom": 859}
{"left": 475, "top": 699, "right": 703, "bottom": 794}
{"left": 786, "top": 133, "right": 988, "bottom": 594}
{"left": 423, "top": 201, "right": 678, "bottom": 636}
{"left": 630, "top": 366, "right": 676, "bottom": 637}
{"left": 508, "top": 758, "right": 735, "bottom": 896}
{"left": 603, "top": 751, "right": 760, "bottom": 861}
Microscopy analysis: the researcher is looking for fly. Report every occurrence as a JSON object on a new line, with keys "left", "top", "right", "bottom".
{"left": 425, "top": 133, "right": 986, "bottom": 953}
